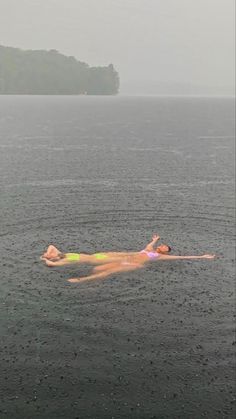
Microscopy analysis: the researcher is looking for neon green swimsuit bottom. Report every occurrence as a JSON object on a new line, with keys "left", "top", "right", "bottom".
{"left": 65, "top": 253, "right": 81, "bottom": 261}
{"left": 94, "top": 253, "right": 107, "bottom": 260}
{"left": 65, "top": 252, "right": 107, "bottom": 262}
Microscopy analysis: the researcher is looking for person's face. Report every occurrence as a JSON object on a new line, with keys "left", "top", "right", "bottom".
{"left": 156, "top": 244, "right": 170, "bottom": 254}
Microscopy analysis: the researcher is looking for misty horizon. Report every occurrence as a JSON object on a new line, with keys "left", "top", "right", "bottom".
{"left": 0, "top": 0, "right": 235, "bottom": 95}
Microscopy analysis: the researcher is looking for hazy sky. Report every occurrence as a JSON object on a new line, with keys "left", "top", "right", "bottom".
{"left": 0, "top": 0, "right": 235, "bottom": 90}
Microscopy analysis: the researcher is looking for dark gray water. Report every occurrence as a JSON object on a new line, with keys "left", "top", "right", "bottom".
{"left": 0, "top": 96, "right": 235, "bottom": 419}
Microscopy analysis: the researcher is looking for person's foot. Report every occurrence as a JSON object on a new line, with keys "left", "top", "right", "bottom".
{"left": 203, "top": 254, "right": 216, "bottom": 259}
{"left": 68, "top": 278, "right": 80, "bottom": 283}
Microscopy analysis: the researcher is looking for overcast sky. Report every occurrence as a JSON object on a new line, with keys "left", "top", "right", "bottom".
{"left": 0, "top": 0, "right": 235, "bottom": 92}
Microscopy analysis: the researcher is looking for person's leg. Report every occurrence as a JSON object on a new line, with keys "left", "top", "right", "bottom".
{"left": 93, "top": 262, "right": 122, "bottom": 272}
{"left": 43, "top": 258, "right": 70, "bottom": 267}
{"left": 68, "top": 262, "right": 143, "bottom": 283}
{"left": 42, "top": 252, "right": 83, "bottom": 266}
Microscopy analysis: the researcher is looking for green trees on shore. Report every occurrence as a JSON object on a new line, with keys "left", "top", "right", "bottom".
{"left": 0, "top": 45, "right": 119, "bottom": 95}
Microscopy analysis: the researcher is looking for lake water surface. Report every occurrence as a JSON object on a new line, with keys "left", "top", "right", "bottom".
{"left": 0, "top": 96, "right": 235, "bottom": 418}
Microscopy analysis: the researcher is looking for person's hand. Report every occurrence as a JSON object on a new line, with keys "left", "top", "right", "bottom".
{"left": 202, "top": 254, "right": 216, "bottom": 259}
{"left": 152, "top": 234, "right": 160, "bottom": 241}
{"left": 68, "top": 278, "right": 80, "bottom": 283}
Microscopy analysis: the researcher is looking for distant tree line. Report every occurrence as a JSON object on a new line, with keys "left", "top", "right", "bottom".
{"left": 0, "top": 45, "right": 119, "bottom": 95}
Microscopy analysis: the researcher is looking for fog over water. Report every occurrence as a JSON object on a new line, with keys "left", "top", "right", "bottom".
{"left": 0, "top": 0, "right": 235, "bottom": 94}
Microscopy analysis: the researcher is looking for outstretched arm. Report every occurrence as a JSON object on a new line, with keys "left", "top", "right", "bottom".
{"left": 159, "top": 254, "right": 215, "bottom": 261}
{"left": 144, "top": 234, "right": 160, "bottom": 251}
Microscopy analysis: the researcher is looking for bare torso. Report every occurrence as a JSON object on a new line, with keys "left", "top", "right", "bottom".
{"left": 80, "top": 251, "right": 160, "bottom": 265}
{"left": 78, "top": 251, "right": 142, "bottom": 264}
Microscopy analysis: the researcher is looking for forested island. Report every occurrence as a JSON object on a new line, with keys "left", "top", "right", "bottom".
{"left": 0, "top": 45, "right": 119, "bottom": 95}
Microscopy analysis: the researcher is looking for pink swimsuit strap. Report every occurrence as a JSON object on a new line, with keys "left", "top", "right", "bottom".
{"left": 140, "top": 250, "right": 160, "bottom": 259}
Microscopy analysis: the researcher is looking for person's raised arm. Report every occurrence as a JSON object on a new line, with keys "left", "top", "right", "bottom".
{"left": 159, "top": 254, "right": 215, "bottom": 261}
{"left": 144, "top": 234, "right": 160, "bottom": 251}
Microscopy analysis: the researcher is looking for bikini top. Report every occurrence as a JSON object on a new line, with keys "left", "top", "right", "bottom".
{"left": 140, "top": 250, "right": 161, "bottom": 259}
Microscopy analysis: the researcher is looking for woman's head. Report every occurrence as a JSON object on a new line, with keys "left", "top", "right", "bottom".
{"left": 156, "top": 244, "right": 171, "bottom": 254}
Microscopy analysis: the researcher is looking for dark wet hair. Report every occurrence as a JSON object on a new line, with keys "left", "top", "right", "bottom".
{"left": 166, "top": 245, "right": 171, "bottom": 252}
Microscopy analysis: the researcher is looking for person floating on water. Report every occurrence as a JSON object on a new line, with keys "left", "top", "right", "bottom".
{"left": 40, "top": 235, "right": 215, "bottom": 283}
